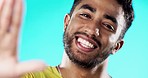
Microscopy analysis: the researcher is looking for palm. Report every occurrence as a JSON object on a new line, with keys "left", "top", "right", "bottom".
{"left": 0, "top": 0, "right": 46, "bottom": 77}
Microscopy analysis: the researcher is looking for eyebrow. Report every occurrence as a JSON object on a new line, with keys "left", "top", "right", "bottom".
{"left": 79, "top": 4, "right": 117, "bottom": 25}
{"left": 79, "top": 4, "right": 96, "bottom": 13}
{"left": 104, "top": 14, "right": 117, "bottom": 25}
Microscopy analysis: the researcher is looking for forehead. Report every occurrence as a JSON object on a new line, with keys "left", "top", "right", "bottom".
{"left": 79, "top": 0, "right": 121, "bottom": 7}
{"left": 73, "top": 0, "right": 125, "bottom": 27}
{"left": 76, "top": 0, "right": 122, "bottom": 15}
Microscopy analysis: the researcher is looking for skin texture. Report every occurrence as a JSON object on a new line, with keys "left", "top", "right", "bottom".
{"left": 60, "top": 0, "right": 125, "bottom": 78}
{"left": 0, "top": 0, "right": 46, "bottom": 77}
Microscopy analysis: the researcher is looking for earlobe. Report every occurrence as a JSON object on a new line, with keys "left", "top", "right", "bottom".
{"left": 64, "top": 14, "right": 70, "bottom": 31}
{"left": 112, "top": 39, "right": 124, "bottom": 55}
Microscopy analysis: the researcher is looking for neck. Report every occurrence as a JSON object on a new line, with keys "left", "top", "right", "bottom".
{"left": 58, "top": 51, "right": 110, "bottom": 78}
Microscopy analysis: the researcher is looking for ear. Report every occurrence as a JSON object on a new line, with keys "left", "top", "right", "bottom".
{"left": 112, "top": 39, "right": 124, "bottom": 54}
{"left": 64, "top": 14, "right": 71, "bottom": 31}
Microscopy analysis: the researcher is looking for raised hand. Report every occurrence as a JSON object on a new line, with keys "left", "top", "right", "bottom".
{"left": 0, "top": 0, "right": 46, "bottom": 77}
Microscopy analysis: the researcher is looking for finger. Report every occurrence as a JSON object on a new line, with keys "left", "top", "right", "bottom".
{"left": 11, "top": 0, "right": 23, "bottom": 34}
{"left": 0, "top": 0, "right": 14, "bottom": 36}
{"left": 0, "top": 0, "right": 4, "bottom": 14}
{"left": 16, "top": 60, "right": 46, "bottom": 76}
{"left": 9, "top": 0, "right": 23, "bottom": 55}
{"left": 10, "top": 0, "right": 23, "bottom": 42}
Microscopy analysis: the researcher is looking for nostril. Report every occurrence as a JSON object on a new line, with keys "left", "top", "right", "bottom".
{"left": 84, "top": 28, "right": 96, "bottom": 36}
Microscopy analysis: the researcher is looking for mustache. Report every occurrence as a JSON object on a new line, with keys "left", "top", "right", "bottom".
{"left": 74, "top": 32, "right": 102, "bottom": 47}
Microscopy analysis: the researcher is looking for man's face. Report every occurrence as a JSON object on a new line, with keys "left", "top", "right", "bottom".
{"left": 64, "top": 0, "right": 125, "bottom": 68}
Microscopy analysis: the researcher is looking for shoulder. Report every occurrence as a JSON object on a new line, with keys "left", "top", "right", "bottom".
{"left": 22, "top": 66, "right": 62, "bottom": 78}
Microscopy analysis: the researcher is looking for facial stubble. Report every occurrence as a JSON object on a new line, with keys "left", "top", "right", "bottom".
{"left": 63, "top": 30, "right": 113, "bottom": 69}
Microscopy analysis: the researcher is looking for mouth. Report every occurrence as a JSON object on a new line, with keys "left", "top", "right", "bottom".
{"left": 75, "top": 34, "right": 99, "bottom": 53}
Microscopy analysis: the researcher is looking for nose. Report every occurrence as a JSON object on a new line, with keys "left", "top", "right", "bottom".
{"left": 84, "top": 22, "right": 100, "bottom": 37}
{"left": 96, "top": 28, "right": 100, "bottom": 36}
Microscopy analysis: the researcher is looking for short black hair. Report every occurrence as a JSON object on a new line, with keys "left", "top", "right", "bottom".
{"left": 69, "top": 0, "right": 134, "bottom": 39}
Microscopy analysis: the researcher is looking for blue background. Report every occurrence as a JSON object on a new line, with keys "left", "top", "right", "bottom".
{"left": 19, "top": 0, "right": 148, "bottom": 78}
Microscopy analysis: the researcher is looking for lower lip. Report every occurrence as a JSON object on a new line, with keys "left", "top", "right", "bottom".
{"left": 75, "top": 39, "right": 95, "bottom": 53}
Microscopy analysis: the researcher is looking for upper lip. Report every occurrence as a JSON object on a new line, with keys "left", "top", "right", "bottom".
{"left": 75, "top": 34, "right": 101, "bottom": 48}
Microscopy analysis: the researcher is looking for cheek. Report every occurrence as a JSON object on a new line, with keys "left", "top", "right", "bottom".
{"left": 100, "top": 32, "right": 116, "bottom": 52}
{"left": 66, "top": 19, "right": 83, "bottom": 34}
{"left": 100, "top": 35, "right": 115, "bottom": 54}
{"left": 100, "top": 29, "right": 112, "bottom": 48}
{"left": 109, "top": 34, "right": 118, "bottom": 44}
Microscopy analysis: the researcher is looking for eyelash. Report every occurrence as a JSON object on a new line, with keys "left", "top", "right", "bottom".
{"left": 79, "top": 13, "right": 91, "bottom": 19}
{"left": 79, "top": 13, "right": 115, "bottom": 32}
{"left": 102, "top": 23, "right": 115, "bottom": 31}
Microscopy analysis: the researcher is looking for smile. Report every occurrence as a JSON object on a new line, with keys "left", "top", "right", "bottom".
{"left": 77, "top": 38, "right": 94, "bottom": 49}
{"left": 75, "top": 34, "right": 98, "bottom": 53}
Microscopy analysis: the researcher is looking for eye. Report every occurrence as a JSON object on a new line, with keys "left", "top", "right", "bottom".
{"left": 102, "top": 23, "right": 115, "bottom": 31}
{"left": 79, "top": 13, "right": 91, "bottom": 19}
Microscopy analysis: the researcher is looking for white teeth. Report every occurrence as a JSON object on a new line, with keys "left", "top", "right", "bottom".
{"left": 77, "top": 38, "right": 94, "bottom": 48}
